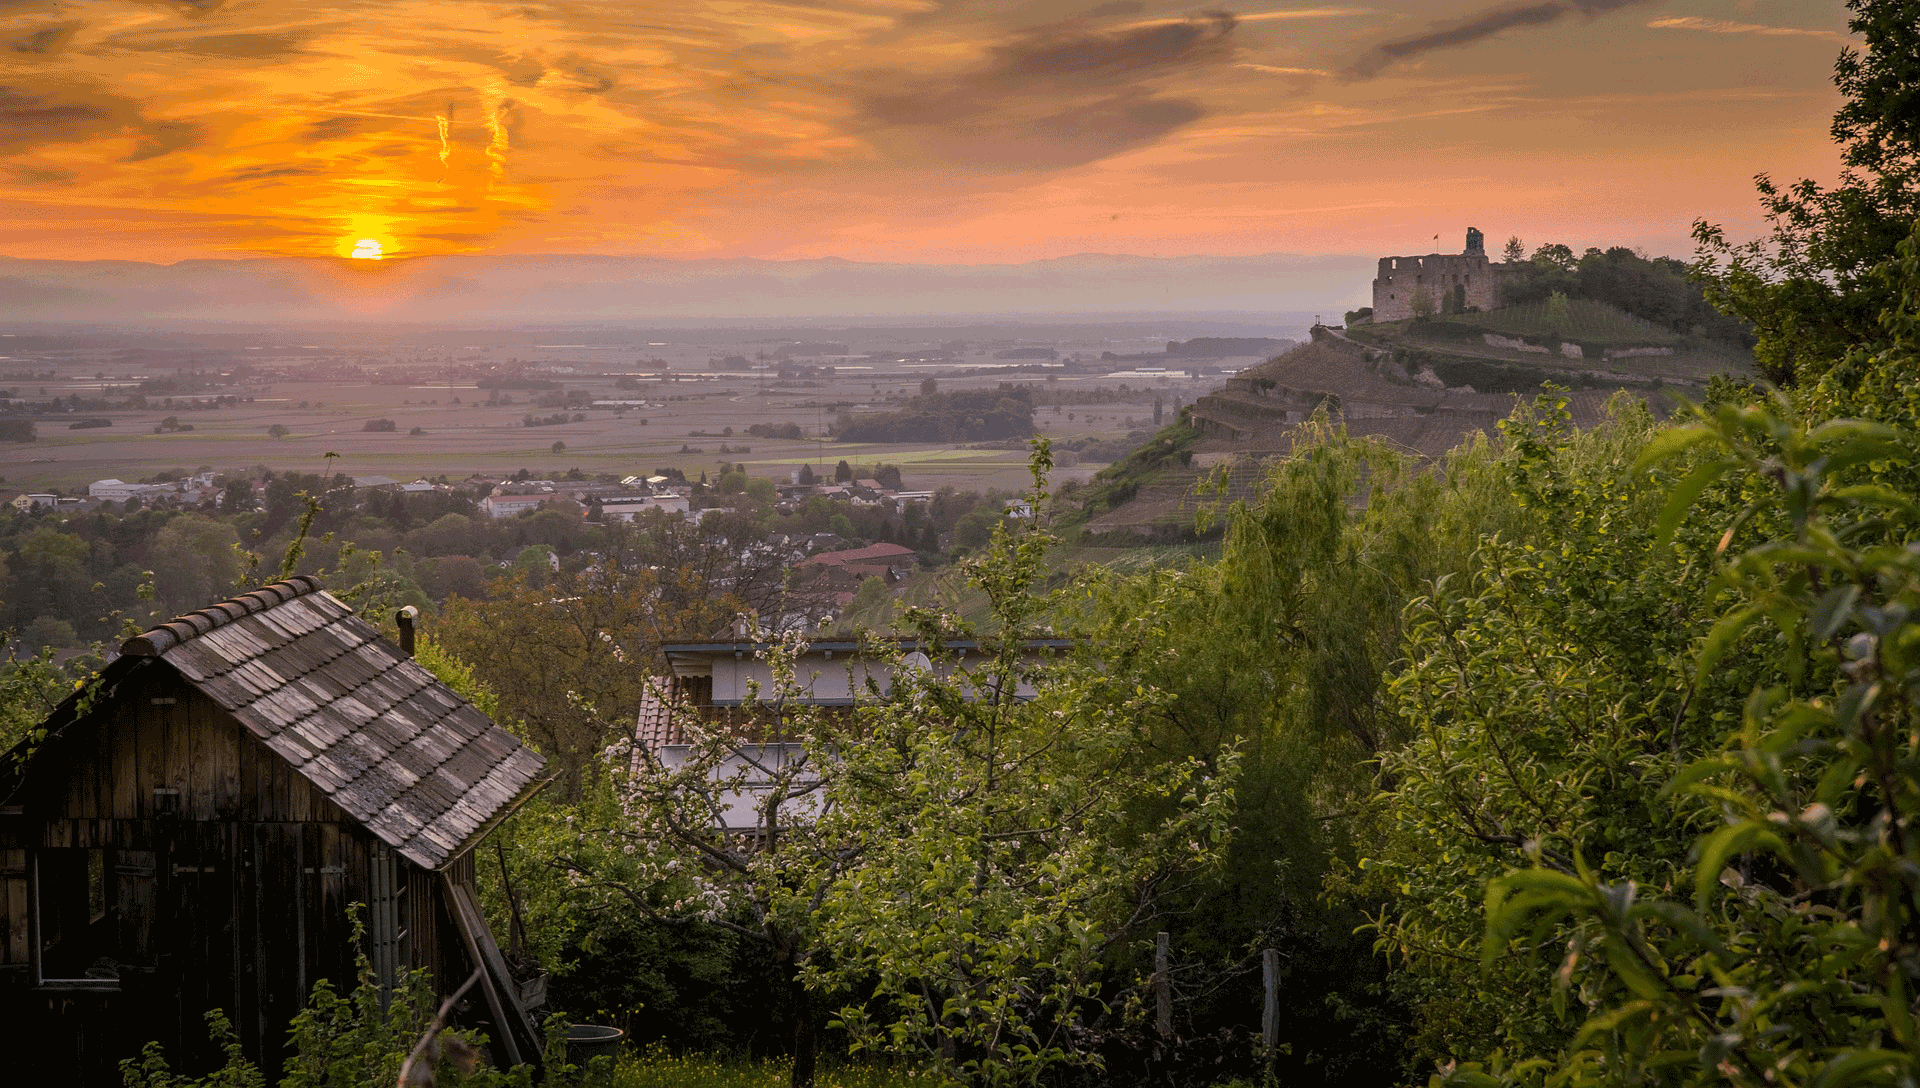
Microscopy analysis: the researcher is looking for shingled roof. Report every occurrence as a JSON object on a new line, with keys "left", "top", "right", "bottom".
{"left": 118, "top": 575, "right": 547, "bottom": 870}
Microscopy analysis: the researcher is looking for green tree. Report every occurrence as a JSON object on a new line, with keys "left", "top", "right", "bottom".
{"left": 149, "top": 514, "right": 242, "bottom": 613}
{"left": 1530, "top": 242, "right": 1576, "bottom": 272}
{"left": 1459, "top": 397, "right": 1920, "bottom": 1088}
{"left": 1691, "top": 0, "right": 1920, "bottom": 385}
{"left": 221, "top": 477, "right": 254, "bottom": 512}
{"left": 847, "top": 575, "right": 889, "bottom": 616}
{"left": 23, "top": 616, "right": 76, "bottom": 649}
{"left": 547, "top": 445, "right": 1237, "bottom": 1088}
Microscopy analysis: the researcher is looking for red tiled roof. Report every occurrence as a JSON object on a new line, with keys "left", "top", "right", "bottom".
{"left": 798, "top": 542, "right": 916, "bottom": 567}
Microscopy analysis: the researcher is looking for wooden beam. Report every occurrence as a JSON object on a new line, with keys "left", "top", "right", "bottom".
{"left": 441, "top": 872, "right": 540, "bottom": 1068}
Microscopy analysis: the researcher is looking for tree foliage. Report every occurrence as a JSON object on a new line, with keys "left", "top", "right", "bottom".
{"left": 525, "top": 444, "right": 1237, "bottom": 1088}
{"left": 1690, "top": 0, "right": 1920, "bottom": 385}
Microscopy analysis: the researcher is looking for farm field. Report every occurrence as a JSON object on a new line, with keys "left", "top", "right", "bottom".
{"left": 1, "top": 322, "right": 1265, "bottom": 495}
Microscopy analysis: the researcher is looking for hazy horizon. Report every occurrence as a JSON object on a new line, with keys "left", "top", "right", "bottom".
{"left": 0, "top": 250, "right": 1375, "bottom": 325}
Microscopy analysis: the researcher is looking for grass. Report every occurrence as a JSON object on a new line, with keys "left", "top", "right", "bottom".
{"left": 606, "top": 1047, "right": 949, "bottom": 1088}
{"left": 1428, "top": 298, "right": 1683, "bottom": 346}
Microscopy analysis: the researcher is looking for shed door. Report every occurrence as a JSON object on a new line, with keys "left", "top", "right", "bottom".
{"left": 165, "top": 823, "right": 237, "bottom": 1068}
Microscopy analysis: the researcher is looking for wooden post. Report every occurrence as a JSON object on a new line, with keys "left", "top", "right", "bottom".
{"left": 1154, "top": 931, "right": 1172, "bottom": 1042}
{"left": 1262, "top": 947, "right": 1280, "bottom": 1054}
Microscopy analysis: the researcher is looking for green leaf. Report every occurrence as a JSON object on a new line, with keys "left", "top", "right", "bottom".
{"left": 1696, "top": 604, "right": 1762, "bottom": 688}
{"left": 1810, "top": 584, "right": 1862, "bottom": 641}
{"left": 1810, "top": 1047, "right": 1910, "bottom": 1088}
{"left": 1825, "top": 483, "right": 1920, "bottom": 518}
{"left": 1656, "top": 460, "right": 1734, "bottom": 546}
{"left": 1633, "top": 424, "right": 1719, "bottom": 472}
{"left": 1694, "top": 821, "right": 1786, "bottom": 907}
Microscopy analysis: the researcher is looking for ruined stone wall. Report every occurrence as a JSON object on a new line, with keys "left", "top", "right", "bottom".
{"left": 1370, "top": 253, "right": 1502, "bottom": 321}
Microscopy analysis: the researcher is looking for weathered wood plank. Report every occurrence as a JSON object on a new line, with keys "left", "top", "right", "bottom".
{"left": 213, "top": 718, "right": 243, "bottom": 819}
{"left": 2, "top": 851, "right": 27, "bottom": 965}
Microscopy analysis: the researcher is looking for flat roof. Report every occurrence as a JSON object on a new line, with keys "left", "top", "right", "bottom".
{"left": 663, "top": 638, "right": 1072, "bottom": 654}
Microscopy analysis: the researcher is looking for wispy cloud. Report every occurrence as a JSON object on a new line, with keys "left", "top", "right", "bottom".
{"left": 1115, "top": 7, "right": 1370, "bottom": 30}
{"left": 1238, "top": 63, "right": 1333, "bottom": 76}
{"left": 859, "top": 14, "right": 1240, "bottom": 170}
{"left": 1347, "top": 0, "right": 1655, "bottom": 79}
{"left": 1647, "top": 17, "right": 1851, "bottom": 43}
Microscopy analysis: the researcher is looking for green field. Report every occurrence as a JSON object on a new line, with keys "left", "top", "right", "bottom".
{"left": 1426, "top": 297, "right": 1681, "bottom": 345}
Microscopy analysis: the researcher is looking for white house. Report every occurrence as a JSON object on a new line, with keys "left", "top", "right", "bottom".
{"left": 633, "top": 636, "right": 1072, "bottom": 831}
{"left": 87, "top": 479, "right": 139, "bottom": 502}
{"left": 479, "top": 493, "right": 550, "bottom": 519}
{"left": 599, "top": 494, "right": 692, "bottom": 522}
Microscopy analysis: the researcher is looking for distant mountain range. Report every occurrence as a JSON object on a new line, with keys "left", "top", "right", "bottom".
{"left": 0, "top": 252, "right": 1373, "bottom": 325}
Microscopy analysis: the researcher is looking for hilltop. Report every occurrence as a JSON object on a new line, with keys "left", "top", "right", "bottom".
{"left": 1064, "top": 297, "right": 1755, "bottom": 541}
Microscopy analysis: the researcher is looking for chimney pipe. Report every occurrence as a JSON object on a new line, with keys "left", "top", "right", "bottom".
{"left": 396, "top": 605, "right": 419, "bottom": 657}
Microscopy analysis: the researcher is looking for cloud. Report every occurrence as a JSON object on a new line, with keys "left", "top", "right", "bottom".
{"left": 859, "top": 14, "right": 1236, "bottom": 168}
{"left": 225, "top": 164, "right": 329, "bottom": 182}
{"left": 992, "top": 12, "right": 1238, "bottom": 82}
{"left": 1347, "top": 0, "right": 1655, "bottom": 78}
{"left": 5, "top": 165, "right": 75, "bottom": 185}
{"left": 1647, "top": 17, "right": 1850, "bottom": 43}
{"left": 103, "top": 25, "right": 316, "bottom": 59}
{"left": 303, "top": 115, "right": 362, "bottom": 142}
{"left": 127, "top": 120, "right": 204, "bottom": 161}
{"left": 1239, "top": 62, "right": 1333, "bottom": 76}
{"left": 136, "top": 0, "right": 232, "bottom": 18}
{"left": 10, "top": 23, "right": 84, "bottom": 56}
{"left": 0, "top": 84, "right": 138, "bottom": 153}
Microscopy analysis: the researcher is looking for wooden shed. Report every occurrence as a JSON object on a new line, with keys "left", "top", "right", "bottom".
{"left": 0, "top": 576, "right": 548, "bottom": 1084}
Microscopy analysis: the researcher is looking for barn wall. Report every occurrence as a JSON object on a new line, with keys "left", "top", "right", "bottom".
{"left": 0, "top": 661, "right": 472, "bottom": 1085}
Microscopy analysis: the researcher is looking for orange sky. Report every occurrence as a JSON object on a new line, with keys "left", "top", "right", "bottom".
{"left": 0, "top": 0, "right": 1854, "bottom": 264}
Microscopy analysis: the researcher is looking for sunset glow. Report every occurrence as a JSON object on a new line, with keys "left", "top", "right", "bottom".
{"left": 0, "top": 1, "right": 1857, "bottom": 264}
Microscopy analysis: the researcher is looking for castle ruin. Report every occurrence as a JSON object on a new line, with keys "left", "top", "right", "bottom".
{"left": 1369, "top": 227, "right": 1518, "bottom": 322}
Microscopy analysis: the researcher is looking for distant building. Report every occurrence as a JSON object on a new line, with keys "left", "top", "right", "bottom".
{"left": 1369, "top": 227, "right": 1521, "bottom": 322}
{"left": 797, "top": 542, "right": 917, "bottom": 582}
{"left": 480, "top": 493, "right": 550, "bottom": 519}
{"left": 598, "top": 494, "right": 692, "bottom": 521}
{"left": 87, "top": 479, "right": 142, "bottom": 502}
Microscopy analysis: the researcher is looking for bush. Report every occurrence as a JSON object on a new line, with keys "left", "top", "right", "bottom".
{"left": 119, "top": 939, "right": 590, "bottom": 1088}
{"left": 363, "top": 419, "right": 398, "bottom": 432}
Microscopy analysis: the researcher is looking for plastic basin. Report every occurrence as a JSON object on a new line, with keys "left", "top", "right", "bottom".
{"left": 564, "top": 1024, "right": 625, "bottom": 1064}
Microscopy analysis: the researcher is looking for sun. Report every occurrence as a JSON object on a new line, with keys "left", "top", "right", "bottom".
{"left": 349, "top": 237, "right": 385, "bottom": 260}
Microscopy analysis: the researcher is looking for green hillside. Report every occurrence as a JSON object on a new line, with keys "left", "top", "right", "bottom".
{"left": 1431, "top": 297, "right": 1684, "bottom": 345}
{"left": 1347, "top": 299, "right": 1754, "bottom": 389}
